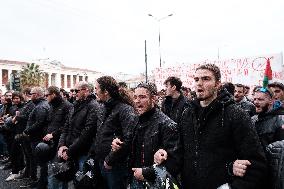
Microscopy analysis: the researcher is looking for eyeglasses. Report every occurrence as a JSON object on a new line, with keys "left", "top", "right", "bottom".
{"left": 74, "top": 88, "right": 87, "bottom": 93}
{"left": 257, "top": 87, "right": 273, "bottom": 97}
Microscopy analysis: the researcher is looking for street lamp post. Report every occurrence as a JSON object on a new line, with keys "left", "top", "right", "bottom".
{"left": 148, "top": 13, "right": 173, "bottom": 67}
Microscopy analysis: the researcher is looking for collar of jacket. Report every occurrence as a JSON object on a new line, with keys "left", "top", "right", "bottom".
{"left": 139, "top": 107, "right": 156, "bottom": 123}
{"left": 104, "top": 98, "right": 119, "bottom": 110}
{"left": 32, "top": 97, "right": 45, "bottom": 105}
{"left": 49, "top": 96, "right": 63, "bottom": 108}
{"left": 74, "top": 95, "right": 93, "bottom": 106}
{"left": 191, "top": 89, "right": 234, "bottom": 126}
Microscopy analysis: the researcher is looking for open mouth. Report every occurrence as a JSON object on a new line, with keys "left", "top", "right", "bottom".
{"left": 197, "top": 89, "right": 204, "bottom": 93}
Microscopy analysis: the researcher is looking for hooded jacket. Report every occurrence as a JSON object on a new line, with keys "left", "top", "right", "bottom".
{"left": 161, "top": 93, "right": 189, "bottom": 125}
{"left": 180, "top": 89, "right": 267, "bottom": 189}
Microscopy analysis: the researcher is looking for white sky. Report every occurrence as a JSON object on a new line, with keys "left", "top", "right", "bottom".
{"left": 0, "top": 0, "right": 283, "bottom": 75}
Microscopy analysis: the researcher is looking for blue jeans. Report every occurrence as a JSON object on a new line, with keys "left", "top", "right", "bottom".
{"left": 48, "top": 155, "right": 87, "bottom": 189}
{"left": 99, "top": 161, "right": 128, "bottom": 189}
{"left": 130, "top": 177, "right": 145, "bottom": 189}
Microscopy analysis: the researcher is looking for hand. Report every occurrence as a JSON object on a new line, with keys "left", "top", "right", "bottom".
{"left": 62, "top": 150, "right": 68, "bottom": 161}
{"left": 104, "top": 161, "right": 112, "bottom": 170}
{"left": 15, "top": 111, "right": 20, "bottom": 116}
{"left": 111, "top": 138, "right": 123, "bottom": 152}
{"left": 233, "top": 160, "right": 251, "bottom": 177}
{"left": 58, "top": 146, "right": 68, "bottom": 158}
{"left": 43, "top": 134, "right": 53, "bottom": 141}
{"left": 132, "top": 168, "right": 144, "bottom": 181}
{"left": 154, "top": 149, "right": 168, "bottom": 165}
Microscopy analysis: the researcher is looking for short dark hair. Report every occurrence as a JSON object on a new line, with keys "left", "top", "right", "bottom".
{"left": 12, "top": 91, "right": 23, "bottom": 101}
{"left": 136, "top": 82, "right": 157, "bottom": 96}
{"left": 118, "top": 82, "right": 127, "bottom": 89}
{"left": 22, "top": 87, "right": 32, "bottom": 95}
{"left": 196, "top": 64, "right": 221, "bottom": 81}
{"left": 222, "top": 82, "right": 235, "bottom": 96}
{"left": 164, "top": 76, "right": 182, "bottom": 91}
{"left": 47, "top": 86, "right": 60, "bottom": 96}
{"left": 235, "top": 83, "right": 245, "bottom": 92}
{"left": 268, "top": 82, "right": 284, "bottom": 91}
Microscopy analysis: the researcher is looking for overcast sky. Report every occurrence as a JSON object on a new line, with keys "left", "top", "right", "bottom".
{"left": 0, "top": 0, "right": 283, "bottom": 75}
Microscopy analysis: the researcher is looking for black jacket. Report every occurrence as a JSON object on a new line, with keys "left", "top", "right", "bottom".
{"left": 252, "top": 108, "right": 284, "bottom": 151}
{"left": 92, "top": 99, "right": 137, "bottom": 166}
{"left": 58, "top": 96, "right": 100, "bottom": 158}
{"left": 266, "top": 140, "right": 284, "bottom": 189}
{"left": 161, "top": 93, "right": 189, "bottom": 125}
{"left": 132, "top": 108, "right": 182, "bottom": 181}
{"left": 235, "top": 97, "right": 256, "bottom": 117}
{"left": 180, "top": 89, "right": 267, "bottom": 189}
{"left": 46, "top": 96, "right": 73, "bottom": 142}
{"left": 15, "top": 100, "right": 35, "bottom": 134}
{"left": 24, "top": 98, "right": 50, "bottom": 142}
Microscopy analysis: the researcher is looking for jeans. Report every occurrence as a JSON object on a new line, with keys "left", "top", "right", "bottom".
{"left": 130, "top": 177, "right": 145, "bottom": 189}
{"left": 99, "top": 161, "right": 128, "bottom": 189}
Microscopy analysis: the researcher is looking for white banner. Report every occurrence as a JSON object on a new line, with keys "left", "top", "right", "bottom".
{"left": 153, "top": 53, "right": 284, "bottom": 91}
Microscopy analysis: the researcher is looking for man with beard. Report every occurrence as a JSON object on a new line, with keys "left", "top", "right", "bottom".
{"left": 239, "top": 88, "right": 284, "bottom": 188}
{"left": 4, "top": 92, "right": 25, "bottom": 181}
{"left": 268, "top": 82, "right": 284, "bottom": 109}
{"left": 179, "top": 64, "right": 267, "bottom": 189}
{"left": 112, "top": 82, "right": 181, "bottom": 188}
{"left": 252, "top": 88, "right": 284, "bottom": 152}
{"left": 12, "top": 88, "right": 35, "bottom": 180}
{"left": 234, "top": 84, "right": 256, "bottom": 116}
{"left": 55, "top": 81, "right": 100, "bottom": 189}
{"left": 161, "top": 76, "right": 189, "bottom": 126}
{"left": 92, "top": 76, "right": 137, "bottom": 189}
{"left": 33, "top": 86, "right": 73, "bottom": 189}
{"left": 20, "top": 87, "right": 50, "bottom": 188}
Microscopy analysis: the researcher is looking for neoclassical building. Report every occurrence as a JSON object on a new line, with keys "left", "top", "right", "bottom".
{"left": 0, "top": 59, "right": 103, "bottom": 90}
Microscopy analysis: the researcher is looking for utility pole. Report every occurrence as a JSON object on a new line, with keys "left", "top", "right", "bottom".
{"left": 145, "top": 40, "right": 148, "bottom": 83}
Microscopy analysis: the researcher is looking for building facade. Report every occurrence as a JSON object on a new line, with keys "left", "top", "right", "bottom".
{"left": 0, "top": 59, "right": 103, "bottom": 91}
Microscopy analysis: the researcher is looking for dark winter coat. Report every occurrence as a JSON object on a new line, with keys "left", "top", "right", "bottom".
{"left": 92, "top": 98, "right": 137, "bottom": 166}
{"left": 46, "top": 96, "right": 73, "bottom": 142}
{"left": 15, "top": 100, "right": 35, "bottom": 133}
{"left": 161, "top": 93, "right": 189, "bottom": 125}
{"left": 4, "top": 102, "right": 25, "bottom": 134}
{"left": 180, "top": 89, "right": 267, "bottom": 189}
{"left": 252, "top": 108, "right": 284, "bottom": 152}
{"left": 235, "top": 97, "right": 256, "bottom": 117}
{"left": 58, "top": 96, "right": 100, "bottom": 158}
{"left": 131, "top": 107, "right": 182, "bottom": 181}
{"left": 24, "top": 98, "right": 50, "bottom": 142}
{"left": 266, "top": 140, "right": 284, "bottom": 189}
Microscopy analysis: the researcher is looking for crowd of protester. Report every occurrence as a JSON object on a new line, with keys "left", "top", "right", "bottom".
{"left": 0, "top": 63, "right": 284, "bottom": 189}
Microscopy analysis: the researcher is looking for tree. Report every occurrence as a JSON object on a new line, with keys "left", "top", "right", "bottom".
{"left": 20, "top": 63, "right": 45, "bottom": 89}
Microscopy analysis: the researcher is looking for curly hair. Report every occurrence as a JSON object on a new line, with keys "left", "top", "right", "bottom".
{"left": 196, "top": 64, "right": 221, "bottom": 81}
{"left": 97, "top": 76, "right": 134, "bottom": 106}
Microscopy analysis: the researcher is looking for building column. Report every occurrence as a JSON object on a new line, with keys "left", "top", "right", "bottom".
{"left": 63, "top": 74, "right": 67, "bottom": 89}
{"left": 0, "top": 69, "right": 2, "bottom": 87}
{"left": 55, "top": 73, "right": 61, "bottom": 88}
{"left": 48, "top": 73, "right": 52, "bottom": 87}
{"left": 7, "top": 69, "right": 12, "bottom": 82}
{"left": 71, "top": 75, "right": 74, "bottom": 89}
